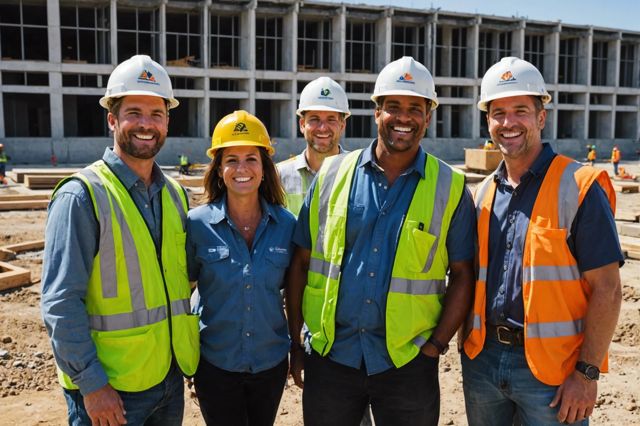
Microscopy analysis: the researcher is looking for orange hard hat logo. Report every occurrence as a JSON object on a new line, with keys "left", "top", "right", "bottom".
{"left": 500, "top": 71, "right": 515, "bottom": 82}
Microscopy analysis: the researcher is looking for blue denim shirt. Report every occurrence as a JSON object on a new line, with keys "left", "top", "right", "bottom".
{"left": 187, "top": 195, "right": 296, "bottom": 373}
{"left": 41, "top": 148, "right": 168, "bottom": 395}
{"left": 486, "top": 143, "right": 624, "bottom": 328}
{"left": 294, "top": 141, "right": 476, "bottom": 375}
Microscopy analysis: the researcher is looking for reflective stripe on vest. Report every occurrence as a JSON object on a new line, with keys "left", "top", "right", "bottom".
{"left": 464, "top": 155, "right": 615, "bottom": 385}
{"left": 305, "top": 150, "right": 465, "bottom": 367}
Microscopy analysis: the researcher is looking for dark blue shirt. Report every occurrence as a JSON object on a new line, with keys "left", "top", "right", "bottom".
{"left": 41, "top": 148, "right": 167, "bottom": 395}
{"left": 486, "top": 143, "right": 624, "bottom": 328}
{"left": 187, "top": 195, "right": 296, "bottom": 373}
{"left": 294, "top": 141, "right": 476, "bottom": 374}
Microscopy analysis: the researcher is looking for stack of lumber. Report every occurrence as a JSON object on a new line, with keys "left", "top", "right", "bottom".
{"left": 612, "top": 182, "right": 639, "bottom": 193}
{"left": 7, "top": 168, "right": 78, "bottom": 184}
{"left": 464, "top": 149, "right": 502, "bottom": 174}
{"left": 0, "top": 240, "right": 42, "bottom": 290}
{"left": 0, "top": 194, "right": 50, "bottom": 211}
{"left": 616, "top": 210, "right": 640, "bottom": 260}
{"left": 175, "top": 175, "right": 204, "bottom": 188}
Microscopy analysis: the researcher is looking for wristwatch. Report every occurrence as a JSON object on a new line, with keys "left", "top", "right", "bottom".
{"left": 575, "top": 361, "right": 600, "bottom": 381}
{"left": 427, "top": 336, "right": 449, "bottom": 355}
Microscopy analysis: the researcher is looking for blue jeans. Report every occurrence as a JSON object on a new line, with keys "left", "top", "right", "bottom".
{"left": 63, "top": 363, "right": 184, "bottom": 426}
{"left": 461, "top": 338, "right": 588, "bottom": 426}
{"left": 303, "top": 350, "right": 440, "bottom": 426}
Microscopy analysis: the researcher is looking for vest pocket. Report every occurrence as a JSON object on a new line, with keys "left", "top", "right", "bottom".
{"left": 406, "top": 224, "right": 438, "bottom": 272}
{"left": 302, "top": 285, "right": 324, "bottom": 337}
{"left": 528, "top": 225, "right": 572, "bottom": 265}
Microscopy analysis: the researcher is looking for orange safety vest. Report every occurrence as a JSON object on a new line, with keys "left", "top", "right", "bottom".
{"left": 611, "top": 149, "right": 621, "bottom": 163}
{"left": 464, "top": 154, "right": 616, "bottom": 385}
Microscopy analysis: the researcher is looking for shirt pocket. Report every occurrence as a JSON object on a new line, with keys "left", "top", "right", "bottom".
{"left": 196, "top": 245, "right": 230, "bottom": 264}
{"left": 265, "top": 249, "right": 291, "bottom": 291}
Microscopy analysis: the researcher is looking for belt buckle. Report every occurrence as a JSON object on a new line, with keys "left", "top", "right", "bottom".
{"left": 496, "top": 325, "right": 513, "bottom": 345}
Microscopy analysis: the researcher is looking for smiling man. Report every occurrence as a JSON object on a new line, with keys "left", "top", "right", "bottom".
{"left": 285, "top": 56, "right": 476, "bottom": 425}
{"left": 277, "top": 77, "right": 350, "bottom": 215}
{"left": 41, "top": 55, "right": 199, "bottom": 426}
{"left": 462, "top": 57, "right": 623, "bottom": 426}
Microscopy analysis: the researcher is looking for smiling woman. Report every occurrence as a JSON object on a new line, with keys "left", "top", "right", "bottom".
{"left": 185, "top": 110, "right": 295, "bottom": 425}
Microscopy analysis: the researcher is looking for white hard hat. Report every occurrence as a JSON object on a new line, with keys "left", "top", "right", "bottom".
{"left": 297, "top": 77, "right": 350, "bottom": 117}
{"left": 99, "top": 55, "right": 179, "bottom": 110}
{"left": 371, "top": 56, "right": 438, "bottom": 110}
{"left": 478, "top": 56, "right": 551, "bottom": 112}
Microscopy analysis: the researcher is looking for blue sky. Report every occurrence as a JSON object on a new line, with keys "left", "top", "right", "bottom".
{"left": 336, "top": 0, "right": 640, "bottom": 32}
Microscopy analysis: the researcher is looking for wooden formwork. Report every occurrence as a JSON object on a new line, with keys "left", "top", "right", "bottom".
{"left": 0, "top": 261, "right": 31, "bottom": 291}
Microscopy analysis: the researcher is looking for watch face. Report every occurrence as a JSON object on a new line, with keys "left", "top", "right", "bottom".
{"left": 585, "top": 365, "right": 600, "bottom": 380}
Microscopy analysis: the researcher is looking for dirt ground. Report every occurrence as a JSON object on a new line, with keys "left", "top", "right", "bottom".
{"left": 0, "top": 160, "right": 639, "bottom": 425}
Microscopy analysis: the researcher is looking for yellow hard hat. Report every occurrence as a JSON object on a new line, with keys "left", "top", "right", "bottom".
{"left": 207, "top": 110, "right": 274, "bottom": 158}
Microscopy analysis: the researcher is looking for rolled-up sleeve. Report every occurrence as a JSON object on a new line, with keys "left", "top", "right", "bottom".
{"left": 40, "top": 180, "right": 108, "bottom": 395}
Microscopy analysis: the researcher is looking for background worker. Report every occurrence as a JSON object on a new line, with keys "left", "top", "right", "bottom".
{"left": 179, "top": 153, "right": 191, "bottom": 175}
{"left": 587, "top": 144, "right": 597, "bottom": 165}
{"left": 611, "top": 145, "right": 621, "bottom": 176}
{"left": 188, "top": 110, "right": 295, "bottom": 425}
{"left": 0, "top": 143, "right": 9, "bottom": 184}
{"left": 286, "top": 56, "right": 476, "bottom": 425}
{"left": 41, "top": 55, "right": 199, "bottom": 425}
{"left": 277, "top": 76, "right": 350, "bottom": 215}
{"left": 462, "top": 57, "right": 623, "bottom": 425}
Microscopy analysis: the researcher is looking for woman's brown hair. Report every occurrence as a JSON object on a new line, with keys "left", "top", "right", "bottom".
{"left": 202, "top": 147, "right": 286, "bottom": 206}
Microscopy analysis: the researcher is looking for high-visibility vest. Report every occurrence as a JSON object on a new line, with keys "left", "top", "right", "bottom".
{"left": 464, "top": 155, "right": 615, "bottom": 385}
{"left": 277, "top": 154, "right": 312, "bottom": 216}
{"left": 611, "top": 149, "right": 621, "bottom": 163}
{"left": 179, "top": 155, "right": 189, "bottom": 166}
{"left": 0, "top": 153, "right": 7, "bottom": 163}
{"left": 53, "top": 160, "right": 199, "bottom": 392}
{"left": 304, "top": 149, "right": 465, "bottom": 367}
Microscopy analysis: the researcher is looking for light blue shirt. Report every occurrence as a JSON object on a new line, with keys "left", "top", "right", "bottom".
{"left": 187, "top": 195, "right": 296, "bottom": 373}
{"left": 41, "top": 148, "right": 170, "bottom": 395}
{"left": 294, "top": 141, "right": 476, "bottom": 375}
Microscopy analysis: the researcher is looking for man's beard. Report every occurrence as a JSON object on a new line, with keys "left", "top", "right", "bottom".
{"left": 115, "top": 128, "right": 165, "bottom": 160}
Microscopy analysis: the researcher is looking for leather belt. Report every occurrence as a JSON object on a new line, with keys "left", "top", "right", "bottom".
{"left": 487, "top": 325, "right": 525, "bottom": 346}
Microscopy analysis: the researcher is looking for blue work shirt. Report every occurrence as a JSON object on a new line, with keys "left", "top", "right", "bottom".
{"left": 486, "top": 143, "right": 624, "bottom": 328}
{"left": 187, "top": 195, "right": 296, "bottom": 373}
{"left": 41, "top": 148, "right": 169, "bottom": 395}
{"left": 294, "top": 141, "right": 476, "bottom": 375}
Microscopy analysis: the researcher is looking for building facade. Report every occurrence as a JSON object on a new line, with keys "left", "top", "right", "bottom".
{"left": 1, "top": 0, "right": 639, "bottom": 164}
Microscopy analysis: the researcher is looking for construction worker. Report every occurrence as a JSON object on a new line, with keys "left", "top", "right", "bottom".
{"left": 277, "top": 76, "right": 350, "bottom": 215}
{"left": 483, "top": 139, "right": 495, "bottom": 150}
{"left": 41, "top": 55, "right": 199, "bottom": 425}
{"left": 286, "top": 56, "right": 476, "bottom": 425}
{"left": 611, "top": 145, "right": 621, "bottom": 176}
{"left": 179, "top": 153, "right": 190, "bottom": 175}
{"left": 0, "top": 143, "right": 10, "bottom": 184}
{"left": 187, "top": 110, "right": 296, "bottom": 425}
{"left": 462, "top": 57, "right": 623, "bottom": 425}
{"left": 587, "top": 144, "right": 597, "bottom": 165}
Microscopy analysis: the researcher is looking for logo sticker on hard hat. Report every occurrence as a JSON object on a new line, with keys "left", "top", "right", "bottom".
{"left": 233, "top": 123, "right": 249, "bottom": 134}
{"left": 319, "top": 88, "right": 334, "bottom": 100}
{"left": 138, "top": 70, "right": 159, "bottom": 85}
{"left": 396, "top": 73, "right": 415, "bottom": 84}
{"left": 497, "top": 71, "right": 516, "bottom": 86}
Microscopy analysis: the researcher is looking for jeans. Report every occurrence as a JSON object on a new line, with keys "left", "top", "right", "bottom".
{"left": 613, "top": 162, "right": 619, "bottom": 176}
{"left": 63, "top": 363, "right": 185, "bottom": 426}
{"left": 193, "top": 356, "right": 288, "bottom": 426}
{"left": 303, "top": 350, "right": 440, "bottom": 426}
{"left": 461, "top": 337, "right": 588, "bottom": 426}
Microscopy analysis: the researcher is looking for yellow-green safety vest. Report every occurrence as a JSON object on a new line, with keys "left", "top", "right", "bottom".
{"left": 304, "top": 149, "right": 465, "bottom": 368}
{"left": 53, "top": 160, "right": 199, "bottom": 392}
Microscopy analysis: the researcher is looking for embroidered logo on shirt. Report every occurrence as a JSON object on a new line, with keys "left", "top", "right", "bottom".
{"left": 269, "top": 246, "right": 288, "bottom": 255}
{"left": 208, "top": 246, "right": 229, "bottom": 257}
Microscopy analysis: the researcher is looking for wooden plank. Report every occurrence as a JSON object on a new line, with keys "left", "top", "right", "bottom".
{"left": 613, "top": 183, "right": 639, "bottom": 193}
{"left": 626, "top": 250, "right": 640, "bottom": 260}
{"left": 464, "top": 149, "right": 502, "bottom": 172}
{"left": 619, "top": 235, "right": 640, "bottom": 253}
{"left": 175, "top": 176, "right": 204, "bottom": 188}
{"left": 1, "top": 240, "right": 44, "bottom": 253}
{"left": 0, "top": 194, "right": 50, "bottom": 202}
{"left": 0, "top": 261, "right": 31, "bottom": 291}
{"left": 618, "top": 223, "right": 640, "bottom": 238}
{"left": 0, "top": 249, "right": 16, "bottom": 261}
{"left": 24, "top": 174, "right": 66, "bottom": 189}
{"left": 615, "top": 210, "right": 640, "bottom": 222}
{"left": 0, "top": 200, "right": 49, "bottom": 211}
{"left": 9, "top": 168, "right": 78, "bottom": 183}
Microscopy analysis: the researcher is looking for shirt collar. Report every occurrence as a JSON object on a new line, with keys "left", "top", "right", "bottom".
{"left": 102, "top": 147, "right": 165, "bottom": 190}
{"left": 209, "top": 193, "right": 279, "bottom": 226}
{"left": 295, "top": 145, "right": 346, "bottom": 174}
{"left": 495, "top": 143, "right": 556, "bottom": 182}
{"left": 359, "top": 140, "right": 427, "bottom": 179}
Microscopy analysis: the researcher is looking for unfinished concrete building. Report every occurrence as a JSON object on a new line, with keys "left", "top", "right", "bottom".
{"left": 0, "top": 0, "right": 639, "bottom": 164}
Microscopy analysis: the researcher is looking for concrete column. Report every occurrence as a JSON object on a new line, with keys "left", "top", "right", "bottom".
{"left": 583, "top": 27, "right": 593, "bottom": 140}
{"left": 201, "top": 2, "right": 210, "bottom": 139}
{"left": 47, "top": 0, "right": 61, "bottom": 63}
{"left": 333, "top": 5, "right": 346, "bottom": 74}
{"left": 376, "top": 8, "right": 392, "bottom": 71}
{"left": 242, "top": 1, "right": 256, "bottom": 112}
{"left": 159, "top": 1, "right": 166, "bottom": 64}
{"left": 545, "top": 25, "right": 560, "bottom": 84}
{"left": 0, "top": 72, "right": 5, "bottom": 138}
{"left": 513, "top": 20, "right": 525, "bottom": 58}
{"left": 283, "top": 2, "right": 298, "bottom": 72}
{"left": 110, "top": 0, "right": 118, "bottom": 64}
{"left": 424, "top": 17, "right": 434, "bottom": 71}
{"left": 471, "top": 17, "right": 480, "bottom": 79}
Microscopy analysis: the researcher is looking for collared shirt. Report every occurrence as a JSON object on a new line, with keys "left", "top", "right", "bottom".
{"left": 486, "top": 143, "right": 624, "bottom": 328}
{"left": 294, "top": 140, "right": 476, "bottom": 375}
{"left": 41, "top": 148, "right": 169, "bottom": 395}
{"left": 187, "top": 195, "right": 296, "bottom": 373}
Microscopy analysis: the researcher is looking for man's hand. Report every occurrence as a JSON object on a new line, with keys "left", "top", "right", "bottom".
{"left": 289, "top": 348, "right": 305, "bottom": 389}
{"left": 549, "top": 371, "right": 597, "bottom": 424}
{"left": 84, "top": 384, "right": 127, "bottom": 425}
{"left": 420, "top": 342, "right": 440, "bottom": 358}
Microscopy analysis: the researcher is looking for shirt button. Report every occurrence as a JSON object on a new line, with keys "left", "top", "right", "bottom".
{"left": 246, "top": 306, "right": 251, "bottom": 311}
{"left": 373, "top": 247, "right": 378, "bottom": 253}
{"left": 503, "top": 264, "right": 508, "bottom": 271}
{"left": 383, "top": 185, "right": 388, "bottom": 190}
{"left": 506, "top": 242, "right": 512, "bottom": 250}
{"left": 366, "top": 299, "right": 372, "bottom": 304}
{"left": 369, "top": 272, "right": 375, "bottom": 277}
{"left": 245, "top": 284, "right": 252, "bottom": 289}
{"left": 144, "top": 204, "right": 149, "bottom": 209}
{"left": 499, "top": 287, "right": 505, "bottom": 294}
{"left": 509, "top": 216, "right": 515, "bottom": 224}
{"left": 360, "top": 328, "right": 366, "bottom": 333}
{"left": 378, "top": 182, "right": 382, "bottom": 187}
{"left": 246, "top": 332, "right": 251, "bottom": 337}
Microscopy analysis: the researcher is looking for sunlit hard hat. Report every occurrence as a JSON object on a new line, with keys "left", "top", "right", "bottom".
{"left": 371, "top": 56, "right": 438, "bottom": 110}
{"left": 297, "top": 77, "right": 350, "bottom": 117}
{"left": 99, "top": 55, "right": 178, "bottom": 110}
{"left": 478, "top": 56, "right": 551, "bottom": 112}
{"left": 208, "top": 110, "right": 275, "bottom": 158}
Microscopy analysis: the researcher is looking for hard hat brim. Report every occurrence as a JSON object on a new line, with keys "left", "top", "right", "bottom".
{"left": 296, "top": 105, "right": 351, "bottom": 118}
{"left": 99, "top": 91, "right": 180, "bottom": 110}
{"left": 207, "top": 140, "right": 275, "bottom": 159}
{"left": 370, "top": 90, "right": 439, "bottom": 110}
{"left": 478, "top": 91, "right": 551, "bottom": 112}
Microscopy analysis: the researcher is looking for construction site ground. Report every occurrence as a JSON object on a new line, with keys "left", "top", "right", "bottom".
{"left": 0, "top": 160, "right": 638, "bottom": 425}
